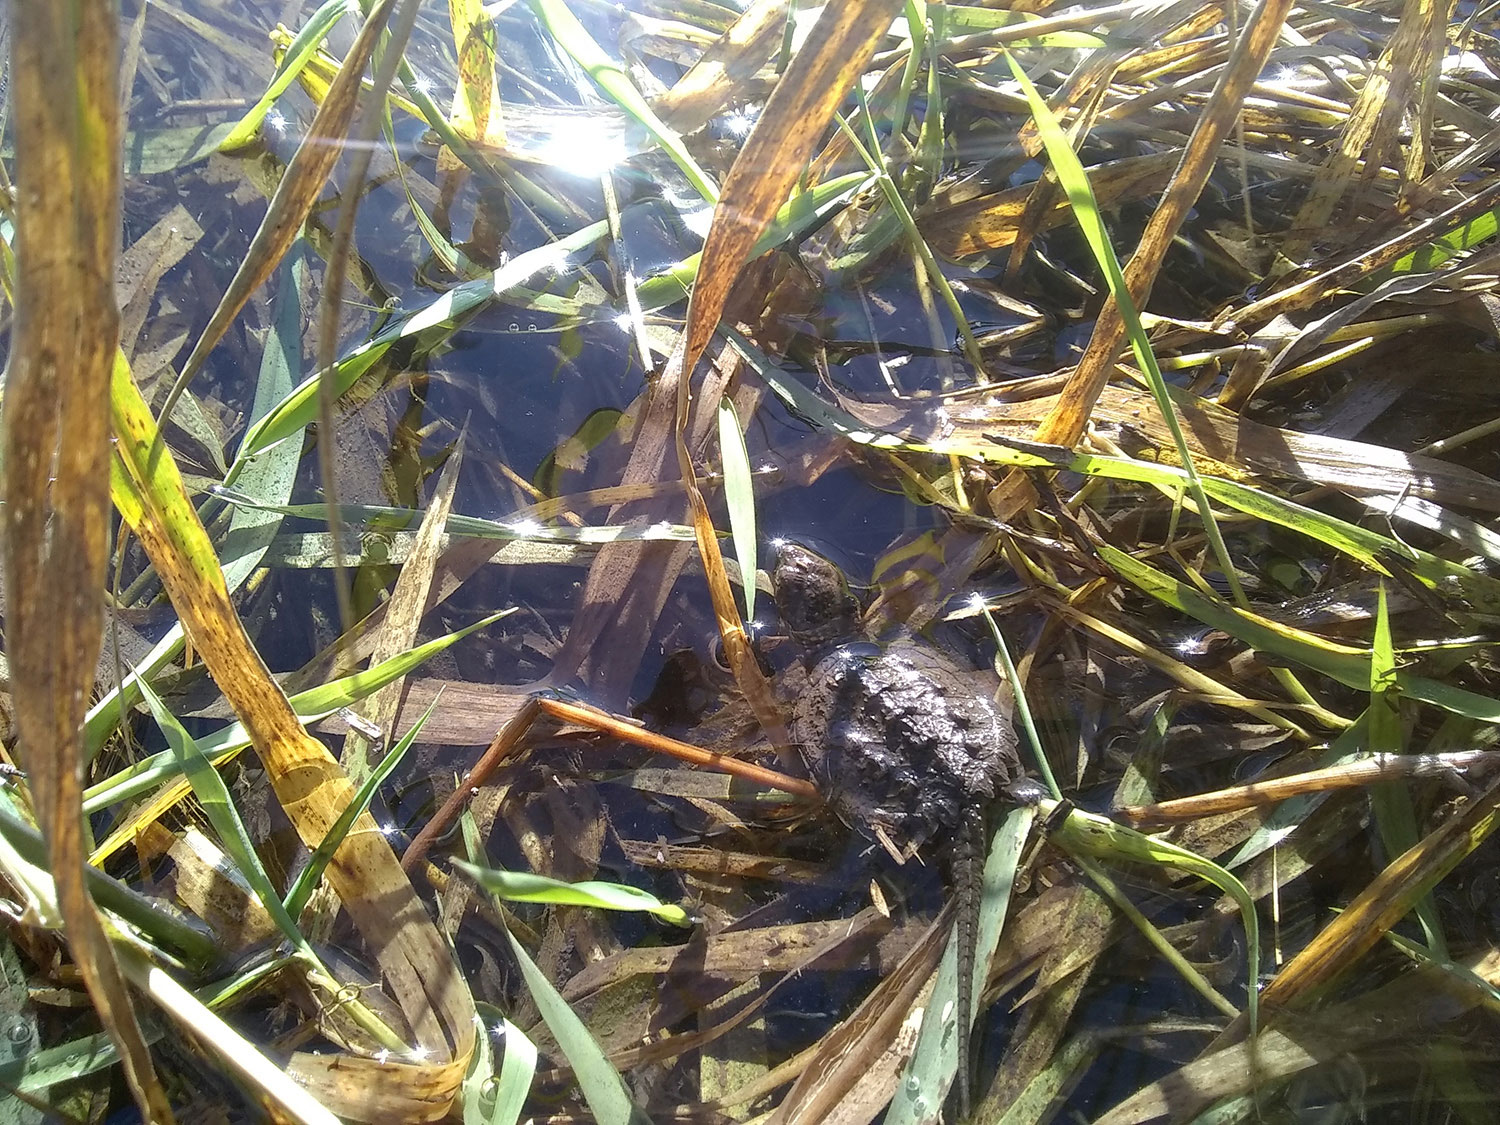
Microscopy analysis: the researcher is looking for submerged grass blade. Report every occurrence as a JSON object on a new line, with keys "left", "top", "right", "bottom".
{"left": 1051, "top": 804, "right": 1260, "bottom": 1033}
{"left": 284, "top": 695, "right": 436, "bottom": 919}
{"left": 160, "top": 0, "right": 398, "bottom": 436}
{"left": 465, "top": 1005, "right": 537, "bottom": 1125}
{"left": 134, "top": 674, "right": 309, "bottom": 950}
{"left": 218, "top": 0, "right": 351, "bottom": 151}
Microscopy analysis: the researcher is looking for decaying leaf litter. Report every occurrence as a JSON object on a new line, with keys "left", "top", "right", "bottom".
{"left": 3, "top": 0, "right": 1500, "bottom": 1121}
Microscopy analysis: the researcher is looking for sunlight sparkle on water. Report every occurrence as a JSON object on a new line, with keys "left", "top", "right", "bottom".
{"left": 668, "top": 193, "right": 716, "bottom": 238}
{"left": 535, "top": 116, "right": 628, "bottom": 177}
{"left": 507, "top": 518, "right": 543, "bottom": 537}
{"left": 723, "top": 106, "right": 760, "bottom": 138}
{"left": 264, "top": 108, "right": 288, "bottom": 136}
{"left": 410, "top": 71, "right": 436, "bottom": 98}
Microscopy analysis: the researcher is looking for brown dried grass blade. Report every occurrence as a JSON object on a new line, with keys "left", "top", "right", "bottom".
{"left": 655, "top": 0, "right": 790, "bottom": 133}
{"left": 1259, "top": 773, "right": 1500, "bottom": 1010}
{"left": 110, "top": 364, "right": 475, "bottom": 1122}
{"left": 157, "top": 0, "right": 398, "bottom": 433}
{"left": 1029, "top": 0, "right": 1294, "bottom": 449}
{"left": 341, "top": 436, "right": 466, "bottom": 783}
{"left": 670, "top": 0, "right": 905, "bottom": 763}
{"left": 1284, "top": 0, "right": 1442, "bottom": 258}
{"left": 677, "top": 0, "right": 904, "bottom": 373}
{"left": 3, "top": 3, "right": 173, "bottom": 1119}
{"left": 1099, "top": 949, "right": 1500, "bottom": 1124}
{"left": 1119, "top": 751, "right": 1500, "bottom": 828}
{"left": 766, "top": 907, "right": 949, "bottom": 1125}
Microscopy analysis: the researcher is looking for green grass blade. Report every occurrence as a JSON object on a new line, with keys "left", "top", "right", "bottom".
{"left": 282, "top": 695, "right": 436, "bottom": 918}
{"left": 454, "top": 861, "right": 693, "bottom": 927}
{"left": 212, "top": 494, "right": 697, "bottom": 547}
{"left": 229, "top": 219, "right": 611, "bottom": 474}
{"left": 1002, "top": 52, "right": 1248, "bottom": 594}
{"left": 887, "top": 804, "right": 1033, "bottom": 1124}
{"left": 1101, "top": 543, "right": 1500, "bottom": 722}
{"left": 1052, "top": 804, "right": 1260, "bottom": 1033}
{"left": 466, "top": 1005, "right": 537, "bottom": 1125}
{"left": 83, "top": 610, "right": 511, "bottom": 813}
{"left": 0, "top": 790, "right": 217, "bottom": 967}
{"left": 133, "top": 674, "right": 308, "bottom": 950}
{"left": 219, "top": 0, "right": 351, "bottom": 151}
{"left": 495, "top": 910, "right": 654, "bottom": 1125}
{"left": 1369, "top": 584, "right": 1448, "bottom": 956}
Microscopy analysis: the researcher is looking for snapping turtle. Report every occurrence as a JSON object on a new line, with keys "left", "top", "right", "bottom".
{"left": 773, "top": 543, "right": 1027, "bottom": 1112}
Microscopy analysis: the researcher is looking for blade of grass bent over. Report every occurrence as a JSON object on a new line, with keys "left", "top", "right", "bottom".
{"left": 670, "top": 0, "right": 906, "bottom": 766}
{"left": 1005, "top": 50, "right": 1327, "bottom": 719}
{"left": 111, "top": 352, "right": 477, "bottom": 1118}
{"left": 157, "top": 0, "right": 398, "bottom": 444}
{"left": 4, "top": 2, "right": 171, "bottom": 1117}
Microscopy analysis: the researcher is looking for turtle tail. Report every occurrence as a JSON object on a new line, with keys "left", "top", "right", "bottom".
{"left": 950, "top": 801, "right": 987, "bottom": 1119}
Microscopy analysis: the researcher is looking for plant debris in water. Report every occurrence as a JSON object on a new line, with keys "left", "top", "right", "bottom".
{"left": 3, "top": 0, "right": 1500, "bottom": 1122}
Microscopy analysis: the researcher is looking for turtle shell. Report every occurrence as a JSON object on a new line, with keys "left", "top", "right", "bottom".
{"left": 773, "top": 544, "right": 1023, "bottom": 853}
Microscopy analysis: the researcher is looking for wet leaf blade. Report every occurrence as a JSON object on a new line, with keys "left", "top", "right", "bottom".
{"left": 111, "top": 351, "right": 478, "bottom": 1116}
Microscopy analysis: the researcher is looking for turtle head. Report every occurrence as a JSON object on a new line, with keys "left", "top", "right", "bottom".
{"left": 773, "top": 543, "right": 863, "bottom": 652}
